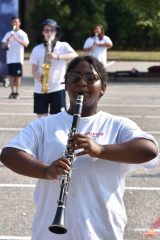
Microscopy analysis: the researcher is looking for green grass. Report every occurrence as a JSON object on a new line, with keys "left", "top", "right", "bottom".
{"left": 108, "top": 51, "right": 160, "bottom": 61}
{"left": 78, "top": 50, "right": 160, "bottom": 61}
{"left": 25, "top": 50, "right": 160, "bottom": 61}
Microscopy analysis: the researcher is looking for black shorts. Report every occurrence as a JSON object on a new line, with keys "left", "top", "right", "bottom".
{"left": 7, "top": 63, "right": 23, "bottom": 77}
{"left": 34, "top": 90, "right": 66, "bottom": 114}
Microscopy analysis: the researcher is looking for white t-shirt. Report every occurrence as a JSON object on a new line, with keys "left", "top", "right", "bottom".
{"left": 4, "top": 111, "right": 159, "bottom": 240}
{"left": 29, "top": 41, "right": 77, "bottom": 93}
{"left": 83, "top": 35, "right": 112, "bottom": 67}
{"left": 1, "top": 29, "right": 29, "bottom": 64}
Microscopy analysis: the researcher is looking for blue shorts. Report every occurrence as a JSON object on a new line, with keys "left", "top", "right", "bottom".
{"left": 34, "top": 90, "right": 66, "bottom": 114}
{"left": 7, "top": 63, "right": 22, "bottom": 77}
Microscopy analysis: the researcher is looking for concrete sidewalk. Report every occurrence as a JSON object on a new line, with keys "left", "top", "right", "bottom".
{"left": 106, "top": 60, "right": 160, "bottom": 72}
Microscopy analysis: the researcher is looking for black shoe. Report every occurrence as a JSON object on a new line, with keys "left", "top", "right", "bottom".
{"left": 14, "top": 92, "right": 20, "bottom": 99}
{"left": 8, "top": 92, "right": 15, "bottom": 99}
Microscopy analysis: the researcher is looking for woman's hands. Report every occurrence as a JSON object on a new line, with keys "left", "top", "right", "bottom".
{"left": 71, "top": 133, "right": 103, "bottom": 158}
{"left": 46, "top": 157, "right": 71, "bottom": 180}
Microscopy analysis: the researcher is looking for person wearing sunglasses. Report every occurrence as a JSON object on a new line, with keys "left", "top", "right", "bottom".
{"left": 0, "top": 56, "right": 159, "bottom": 240}
{"left": 29, "top": 18, "right": 78, "bottom": 117}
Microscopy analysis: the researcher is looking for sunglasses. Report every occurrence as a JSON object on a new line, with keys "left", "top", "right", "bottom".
{"left": 65, "top": 72, "right": 101, "bottom": 85}
{"left": 43, "top": 29, "right": 56, "bottom": 33}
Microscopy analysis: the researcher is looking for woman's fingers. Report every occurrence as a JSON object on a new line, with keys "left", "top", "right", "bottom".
{"left": 46, "top": 157, "right": 71, "bottom": 180}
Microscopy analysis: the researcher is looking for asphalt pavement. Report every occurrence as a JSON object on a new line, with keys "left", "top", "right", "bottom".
{"left": 0, "top": 60, "right": 160, "bottom": 240}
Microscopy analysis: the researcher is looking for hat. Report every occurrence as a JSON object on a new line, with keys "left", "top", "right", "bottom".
{"left": 41, "top": 19, "right": 58, "bottom": 28}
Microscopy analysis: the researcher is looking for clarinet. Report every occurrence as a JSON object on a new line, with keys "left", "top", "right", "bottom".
{"left": 48, "top": 94, "right": 84, "bottom": 234}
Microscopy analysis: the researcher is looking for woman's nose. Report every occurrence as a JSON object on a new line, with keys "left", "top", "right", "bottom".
{"left": 77, "top": 77, "right": 87, "bottom": 86}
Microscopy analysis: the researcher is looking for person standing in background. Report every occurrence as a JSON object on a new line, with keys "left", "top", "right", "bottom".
{"left": 29, "top": 18, "right": 78, "bottom": 117}
{"left": 1, "top": 16, "right": 29, "bottom": 99}
{"left": 83, "top": 24, "right": 113, "bottom": 68}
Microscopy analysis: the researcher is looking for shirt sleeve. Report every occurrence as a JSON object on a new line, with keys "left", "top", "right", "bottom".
{"left": 1, "top": 32, "right": 10, "bottom": 43}
{"left": 29, "top": 47, "right": 38, "bottom": 65}
{"left": 61, "top": 42, "right": 77, "bottom": 53}
{"left": 103, "top": 35, "right": 113, "bottom": 45}
{"left": 22, "top": 32, "right": 29, "bottom": 45}
{"left": 83, "top": 37, "right": 94, "bottom": 49}
{"left": 3, "top": 119, "right": 43, "bottom": 159}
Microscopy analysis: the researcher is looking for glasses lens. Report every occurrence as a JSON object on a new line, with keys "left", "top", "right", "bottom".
{"left": 65, "top": 73, "right": 99, "bottom": 84}
{"left": 86, "top": 74, "right": 99, "bottom": 84}
{"left": 65, "top": 73, "right": 81, "bottom": 82}
{"left": 44, "top": 29, "right": 55, "bottom": 33}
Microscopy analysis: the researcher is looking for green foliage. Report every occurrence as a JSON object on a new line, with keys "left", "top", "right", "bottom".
{"left": 29, "top": 0, "right": 160, "bottom": 50}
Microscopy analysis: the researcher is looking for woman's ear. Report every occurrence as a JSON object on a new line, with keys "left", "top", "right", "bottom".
{"left": 99, "top": 84, "right": 106, "bottom": 97}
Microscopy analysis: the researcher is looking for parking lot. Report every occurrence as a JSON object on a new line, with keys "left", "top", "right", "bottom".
{"left": 0, "top": 60, "right": 160, "bottom": 240}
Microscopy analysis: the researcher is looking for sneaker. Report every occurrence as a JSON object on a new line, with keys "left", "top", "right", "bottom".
{"left": 8, "top": 92, "right": 15, "bottom": 99}
{"left": 14, "top": 92, "right": 20, "bottom": 99}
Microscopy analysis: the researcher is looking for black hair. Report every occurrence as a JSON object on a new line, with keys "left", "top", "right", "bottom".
{"left": 11, "top": 16, "right": 21, "bottom": 22}
{"left": 91, "top": 24, "right": 105, "bottom": 40}
{"left": 65, "top": 55, "right": 108, "bottom": 86}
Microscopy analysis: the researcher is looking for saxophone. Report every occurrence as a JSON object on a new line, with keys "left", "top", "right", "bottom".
{"left": 41, "top": 37, "right": 52, "bottom": 93}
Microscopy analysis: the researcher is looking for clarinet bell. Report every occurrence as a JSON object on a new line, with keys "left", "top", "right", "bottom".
{"left": 48, "top": 206, "right": 67, "bottom": 234}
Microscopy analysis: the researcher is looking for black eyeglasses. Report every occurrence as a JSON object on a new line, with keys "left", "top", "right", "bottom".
{"left": 65, "top": 72, "right": 101, "bottom": 85}
{"left": 43, "top": 29, "right": 56, "bottom": 33}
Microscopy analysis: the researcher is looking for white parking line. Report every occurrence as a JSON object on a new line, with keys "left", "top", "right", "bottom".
{"left": 99, "top": 103, "right": 160, "bottom": 107}
{"left": 1, "top": 102, "right": 160, "bottom": 107}
{"left": 0, "top": 184, "right": 160, "bottom": 190}
{"left": 0, "top": 128, "right": 22, "bottom": 131}
{"left": 0, "top": 102, "right": 32, "bottom": 105}
{"left": 1, "top": 128, "right": 160, "bottom": 134}
{"left": 0, "top": 184, "right": 35, "bottom": 187}
{"left": 0, "top": 237, "right": 31, "bottom": 240}
{"left": 0, "top": 113, "right": 35, "bottom": 116}
{"left": 134, "top": 228, "right": 160, "bottom": 232}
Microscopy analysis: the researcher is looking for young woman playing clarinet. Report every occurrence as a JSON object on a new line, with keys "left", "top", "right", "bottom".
{"left": 0, "top": 56, "right": 159, "bottom": 240}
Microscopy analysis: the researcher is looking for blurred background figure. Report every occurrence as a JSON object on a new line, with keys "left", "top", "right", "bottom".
{"left": 1, "top": 16, "right": 29, "bottom": 99}
{"left": 83, "top": 24, "right": 113, "bottom": 68}
{"left": 29, "top": 18, "right": 78, "bottom": 118}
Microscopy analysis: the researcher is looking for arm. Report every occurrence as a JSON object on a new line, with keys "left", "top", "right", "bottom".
{"left": 1, "top": 33, "right": 13, "bottom": 49}
{"left": 12, "top": 34, "right": 29, "bottom": 47}
{"left": 72, "top": 134, "right": 158, "bottom": 164}
{"left": 83, "top": 42, "right": 113, "bottom": 51}
{"left": 0, "top": 147, "right": 70, "bottom": 180}
{"left": 48, "top": 51, "right": 78, "bottom": 61}
{"left": 32, "top": 64, "right": 41, "bottom": 81}
{"left": 97, "top": 41, "right": 113, "bottom": 48}
{"left": 83, "top": 46, "right": 95, "bottom": 52}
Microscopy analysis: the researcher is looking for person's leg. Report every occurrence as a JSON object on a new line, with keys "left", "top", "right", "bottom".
{"left": 14, "top": 76, "right": 21, "bottom": 99}
{"left": 34, "top": 93, "right": 49, "bottom": 117}
{"left": 49, "top": 90, "right": 66, "bottom": 114}
{"left": 7, "top": 64, "right": 15, "bottom": 98}
{"left": 8, "top": 76, "right": 15, "bottom": 98}
{"left": 14, "top": 63, "right": 22, "bottom": 99}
